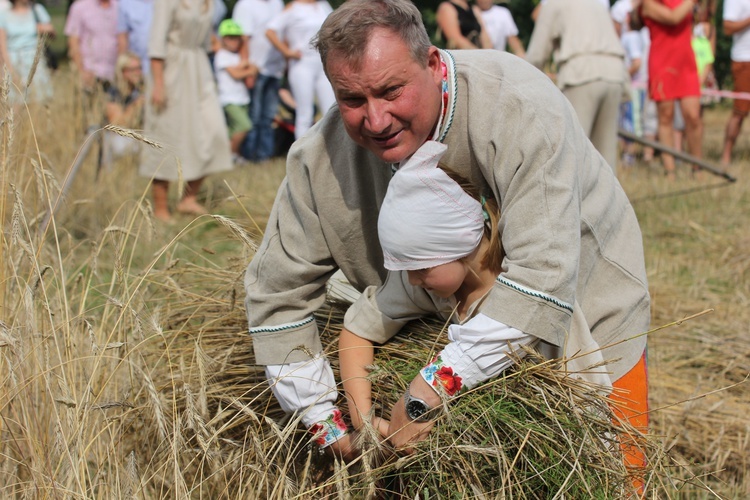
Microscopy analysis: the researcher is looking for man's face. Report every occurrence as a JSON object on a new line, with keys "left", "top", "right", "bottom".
{"left": 326, "top": 28, "right": 443, "bottom": 164}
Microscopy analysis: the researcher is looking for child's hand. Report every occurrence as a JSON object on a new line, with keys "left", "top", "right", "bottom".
{"left": 387, "top": 377, "right": 440, "bottom": 450}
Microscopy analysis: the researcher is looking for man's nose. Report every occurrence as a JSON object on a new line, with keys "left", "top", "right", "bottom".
{"left": 364, "top": 99, "right": 391, "bottom": 133}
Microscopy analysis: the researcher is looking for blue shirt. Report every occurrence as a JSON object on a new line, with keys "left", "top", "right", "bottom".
{"left": 0, "top": 5, "right": 51, "bottom": 54}
{"left": 116, "top": 0, "right": 153, "bottom": 75}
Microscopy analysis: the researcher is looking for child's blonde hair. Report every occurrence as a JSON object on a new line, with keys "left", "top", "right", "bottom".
{"left": 439, "top": 165, "right": 503, "bottom": 274}
{"left": 114, "top": 52, "right": 142, "bottom": 98}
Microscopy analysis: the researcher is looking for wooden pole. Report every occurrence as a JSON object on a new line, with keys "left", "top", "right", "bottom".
{"left": 618, "top": 129, "right": 737, "bottom": 183}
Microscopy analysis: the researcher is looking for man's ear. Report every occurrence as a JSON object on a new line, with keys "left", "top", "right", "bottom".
{"left": 426, "top": 46, "right": 442, "bottom": 86}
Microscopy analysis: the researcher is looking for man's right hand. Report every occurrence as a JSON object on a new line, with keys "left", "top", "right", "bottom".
{"left": 325, "top": 432, "right": 360, "bottom": 462}
{"left": 326, "top": 416, "right": 391, "bottom": 462}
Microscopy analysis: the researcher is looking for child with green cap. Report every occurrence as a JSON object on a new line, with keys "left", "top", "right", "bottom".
{"left": 214, "top": 19, "right": 257, "bottom": 164}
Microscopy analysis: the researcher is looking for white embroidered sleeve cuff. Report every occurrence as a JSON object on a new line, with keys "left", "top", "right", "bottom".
{"left": 265, "top": 354, "right": 340, "bottom": 427}
{"left": 420, "top": 313, "right": 537, "bottom": 395}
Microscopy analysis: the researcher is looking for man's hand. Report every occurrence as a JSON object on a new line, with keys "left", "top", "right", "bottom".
{"left": 372, "top": 416, "right": 390, "bottom": 439}
{"left": 326, "top": 415, "right": 392, "bottom": 462}
{"left": 325, "top": 431, "right": 359, "bottom": 462}
{"left": 286, "top": 49, "right": 302, "bottom": 61}
{"left": 387, "top": 376, "right": 440, "bottom": 450}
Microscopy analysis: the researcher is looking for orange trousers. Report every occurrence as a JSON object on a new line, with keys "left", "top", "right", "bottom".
{"left": 609, "top": 350, "right": 649, "bottom": 494}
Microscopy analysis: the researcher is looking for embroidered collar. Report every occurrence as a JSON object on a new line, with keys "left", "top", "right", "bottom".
{"left": 433, "top": 49, "right": 457, "bottom": 144}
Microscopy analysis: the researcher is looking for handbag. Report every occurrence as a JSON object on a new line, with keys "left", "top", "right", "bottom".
{"left": 30, "top": 3, "right": 58, "bottom": 71}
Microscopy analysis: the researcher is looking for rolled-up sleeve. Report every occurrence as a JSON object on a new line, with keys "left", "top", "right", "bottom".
{"left": 63, "top": 4, "right": 82, "bottom": 37}
{"left": 148, "top": 0, "right": 173, "bottom": 59}
{"left": 244, "top": 148, "right": 338, "bottom": 365}
{"left": 344, "top": 272, "right": 438, "bottom": 344}
{"left": 420, "top": 313, "right": 536, "bottom": 395}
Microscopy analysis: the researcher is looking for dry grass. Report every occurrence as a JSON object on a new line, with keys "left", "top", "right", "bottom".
{"left": 1, "top": 66, "right": 748, "bottom": 498}
{"left": 617, "top": 107, "right": 750, "bottom": 498}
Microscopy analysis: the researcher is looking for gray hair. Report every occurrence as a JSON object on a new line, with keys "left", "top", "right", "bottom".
{"left": 312, "top": 0, "right": 432, "bottom": 71}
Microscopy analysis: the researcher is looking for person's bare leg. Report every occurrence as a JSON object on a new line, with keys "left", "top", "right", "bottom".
{"left": 231, "top": 132, "right": 247, "bottom": 156}
{"left": 643, "top": 133, "right": 656, "bottom": 163}
{"left": 152, "top": 179, "right": 172, "bottom": 222}
{"left": 656, "top": 100, "right": 676, "bottom": 179}
{"left": 673, "top": 129, "right": 683, "bottom": 154}
{"left": 177, "top": 177, "right": 208, "bottom": 215}
{"left": 680, "top": 96, "right": 703, "bottom": 177}
{"left": 721, "top": 112, "right": 745, "bottom": 166}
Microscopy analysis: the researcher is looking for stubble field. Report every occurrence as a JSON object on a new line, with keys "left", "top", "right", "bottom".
{"left": 0, "top": 69, "right": 748, "bottom": 498}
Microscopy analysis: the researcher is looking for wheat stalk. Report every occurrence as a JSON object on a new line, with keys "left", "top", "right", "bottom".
{"left": 104, "top": 124, "right": 163, "bottom": 150}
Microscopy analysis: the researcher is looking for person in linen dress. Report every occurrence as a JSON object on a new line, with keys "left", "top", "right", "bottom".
{"left": 140, "top": 0, "right": 232, "bottom": 222}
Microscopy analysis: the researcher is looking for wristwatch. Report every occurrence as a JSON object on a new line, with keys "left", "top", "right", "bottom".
{"left": 404, "top": 384, "right": 437, "bottom": 423}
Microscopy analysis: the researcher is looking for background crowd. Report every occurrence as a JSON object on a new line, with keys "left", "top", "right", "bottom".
{"left": 0, "top": 0, "right": 747, "bottom": 217}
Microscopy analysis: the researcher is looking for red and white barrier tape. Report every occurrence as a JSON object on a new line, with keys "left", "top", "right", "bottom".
{"left": 631, "top": 80, "right": 750, "bottom": 101}
{"left": 701, "top": 88, "right": 750, "bottom": 101}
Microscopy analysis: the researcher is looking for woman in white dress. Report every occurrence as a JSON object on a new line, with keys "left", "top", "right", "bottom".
{"left": 266, "top": 0, "right": 335, "bottom": 140}
{"left": 141, "top": 0, "right": 232, "bottom": 222}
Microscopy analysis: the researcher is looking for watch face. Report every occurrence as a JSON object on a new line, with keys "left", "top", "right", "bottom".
{"left": 406, "top": 399, "right": 429, "bottom": 420}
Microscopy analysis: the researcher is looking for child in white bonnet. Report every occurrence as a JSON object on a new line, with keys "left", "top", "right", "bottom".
{"left": 339, "top": 140, "right": 611, "bottom": 444}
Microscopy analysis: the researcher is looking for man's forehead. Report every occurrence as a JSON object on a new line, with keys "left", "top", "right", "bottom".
{"left": 329, "top": 28, "right": 409, "bottom": 67}
{"left": 329, "top": 57, "right": 413, "bottom": 95}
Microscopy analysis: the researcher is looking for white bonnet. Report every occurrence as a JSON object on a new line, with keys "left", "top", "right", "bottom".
{"left": 378, "top": 141, "right": 485, "bottom": 271}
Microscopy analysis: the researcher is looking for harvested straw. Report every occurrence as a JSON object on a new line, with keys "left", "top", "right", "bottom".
{"left": 126, "top": 264, "right": 677, "bottom": 498}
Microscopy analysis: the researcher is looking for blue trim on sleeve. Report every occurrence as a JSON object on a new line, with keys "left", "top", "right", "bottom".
{"left": 248, "top": 315, "right": 315, "bottom": 334}
{"left": 496, "top": 277, "right": 574, "bottom": 313}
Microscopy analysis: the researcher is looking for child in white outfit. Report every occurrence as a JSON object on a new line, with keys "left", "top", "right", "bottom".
{"left": 214, "top": 19, "right": 256, "bottom": 162}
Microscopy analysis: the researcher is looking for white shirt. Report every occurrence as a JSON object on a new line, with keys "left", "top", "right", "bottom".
{"left": 214, "top": 48, "right": 251, "bottom": 106}
{"left": 621, "top": 29, "right": 645, "bottom": 84}
{"left": 479, "top": 5, "right": 519, "bottom": 52}
{"left": 724, "top": 0, "right": 750, "bottom": 62}
{"left": 232, "top": 0, "right": 285, "bottom": 78}
{"left": 610, "top": 0, "right": 631, "bottom": 22}
{"left": 266, "top": 1, "right": 332, "bottom": 58}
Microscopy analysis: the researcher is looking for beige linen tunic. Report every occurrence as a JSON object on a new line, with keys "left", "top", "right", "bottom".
{"left": 525, "top": 0, "right": 627, "bottom": 168}
{"left": 525, "top": 0, "right": 627, "bottom": 90}
{"left": 140, "top": 0, "right": 232, "bottom": 182}
{"left": 245, "top": 49, "right": 649, "bottom": 382}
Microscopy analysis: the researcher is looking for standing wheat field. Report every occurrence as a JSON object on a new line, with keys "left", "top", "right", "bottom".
{"left": 1, "top": 68, "right": 748, "bottom": 498}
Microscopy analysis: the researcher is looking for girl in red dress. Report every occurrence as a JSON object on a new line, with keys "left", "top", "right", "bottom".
{"left": 640, "top": 0, "right": 703, "bottom": 179}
